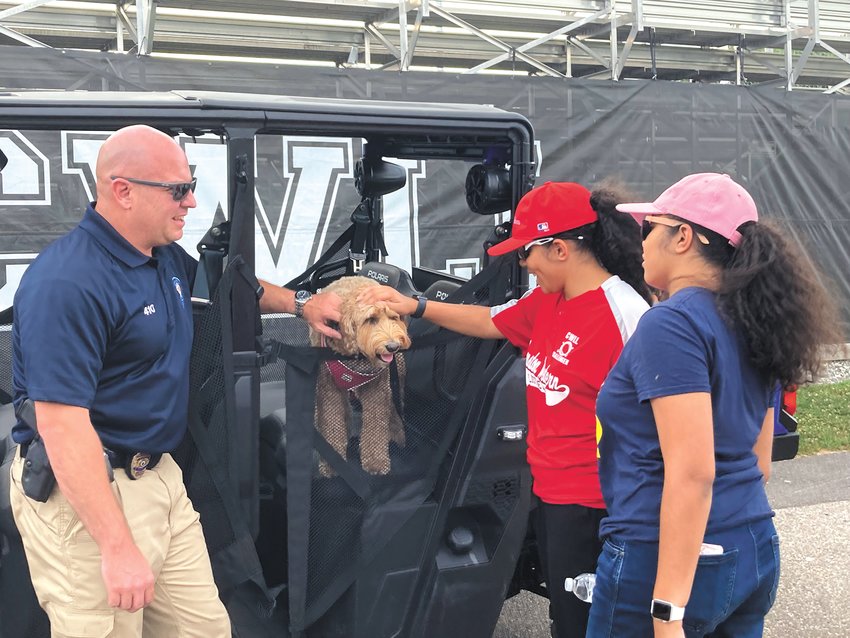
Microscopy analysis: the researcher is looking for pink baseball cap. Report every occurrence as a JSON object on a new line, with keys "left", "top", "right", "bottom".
{"left": 615, "top": 173, "right": 758, "bottom": 247}
{"left": 487, "top": 181, "right": 597, "bottom": 256}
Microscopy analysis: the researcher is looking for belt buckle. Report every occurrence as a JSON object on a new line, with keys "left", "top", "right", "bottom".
{"left": 127, "top": 452, "right": 152, "bottom": 480}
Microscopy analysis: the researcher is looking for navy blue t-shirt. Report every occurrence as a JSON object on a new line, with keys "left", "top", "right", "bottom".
{"left": 596, "top": 287, "right": 774, "bottom": 542}
{"left": 12, "top": 204, "right": 197, "bottom": 453}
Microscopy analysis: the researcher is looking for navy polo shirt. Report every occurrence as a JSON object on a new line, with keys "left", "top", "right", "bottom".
{"left": 12, "top": 204, "right": 197, "bottom": 453}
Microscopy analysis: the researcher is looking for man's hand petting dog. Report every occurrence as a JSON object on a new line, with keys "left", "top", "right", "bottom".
{"left": 304, "top": 290, "right": 343, "bottom": 340}
{"left": 357, "top": 285, "right": 417, "bottom": 317}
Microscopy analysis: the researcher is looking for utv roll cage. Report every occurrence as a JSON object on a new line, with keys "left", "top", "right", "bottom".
{"left": 0, "top": 91, "right": 539, "bottom": 638}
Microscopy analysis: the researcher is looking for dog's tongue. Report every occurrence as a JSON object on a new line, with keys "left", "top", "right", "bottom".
{"left": 380, "top": 353, "right": 394, "bottom": 364}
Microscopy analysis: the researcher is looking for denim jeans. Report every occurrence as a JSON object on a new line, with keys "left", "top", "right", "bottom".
{"left": 586, "top": 518, "right": 779, "bottom": 638}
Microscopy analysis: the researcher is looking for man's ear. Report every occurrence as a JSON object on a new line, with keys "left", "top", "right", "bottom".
{"left": 110, "top": 178, "right": 133, "bottom": 209}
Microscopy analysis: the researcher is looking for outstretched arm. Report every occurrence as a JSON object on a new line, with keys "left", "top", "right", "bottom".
{"left": 258, "top": 279, "right": 342, "bottom": 340}
{"left": 358, "top": 285, "right": 504, "bottom": 340}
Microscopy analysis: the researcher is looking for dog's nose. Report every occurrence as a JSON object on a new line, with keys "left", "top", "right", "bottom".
{"left": 385, "top": 341, "right": 400, "bottom": 353}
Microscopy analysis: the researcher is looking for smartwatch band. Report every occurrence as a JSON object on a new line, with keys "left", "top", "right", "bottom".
{"left": 410, "top": 294, "right": 428, "bottom": 319}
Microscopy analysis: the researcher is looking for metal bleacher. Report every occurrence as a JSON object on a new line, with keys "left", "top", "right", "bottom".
{"left": 1, "top": 0, "right": 850, "bottom": 91}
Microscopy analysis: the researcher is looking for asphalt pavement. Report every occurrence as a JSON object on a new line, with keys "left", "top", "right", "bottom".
{"left": 494, "top": 450, "right": 850, "bottom": 638}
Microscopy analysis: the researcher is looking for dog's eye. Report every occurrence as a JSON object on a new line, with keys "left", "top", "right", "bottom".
{"left": 366, "top": 316, "right": 379, "bottom": 325}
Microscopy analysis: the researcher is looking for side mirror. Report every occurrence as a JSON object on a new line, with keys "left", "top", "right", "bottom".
{"left": 354, "top": 156, "right": 406, "bottom": 198}
{"left": 465, "top": 163, "right": 511, "bottom": 215}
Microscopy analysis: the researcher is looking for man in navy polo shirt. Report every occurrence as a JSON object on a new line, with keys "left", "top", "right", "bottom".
{"left": 8, "top": 125, "right": 341, "bottom": 637}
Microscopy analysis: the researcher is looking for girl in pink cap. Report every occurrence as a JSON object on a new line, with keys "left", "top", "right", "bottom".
{"left": 361, "top": 180, "right": 652, "bottom": 638}
{"left": 590, "top": 173, "right": 840, "bottom": 638}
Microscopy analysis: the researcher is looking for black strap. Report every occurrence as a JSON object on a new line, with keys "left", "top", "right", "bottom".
{"left": 285, "top": 225, "right": 355, "bottom": 290}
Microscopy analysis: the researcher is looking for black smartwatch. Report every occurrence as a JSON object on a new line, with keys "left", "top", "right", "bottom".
{"left": 650, "top": 599, "right": 685, "bottom": 623}
{"left": 410, "top": 294, "right": 428, "bottom": 319}
{"left": 294, "top": 289, "right": 313, "bottom": 319}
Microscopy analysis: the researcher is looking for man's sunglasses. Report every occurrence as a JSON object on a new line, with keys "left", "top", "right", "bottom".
{"left": 641, "top": 215, "right": 709, "bottom": 245}
{"left": 517, "top": 237, "right": 554, "bottom": 260}
{"left": 111, "top": 175, "right": 198, "bottom": 201}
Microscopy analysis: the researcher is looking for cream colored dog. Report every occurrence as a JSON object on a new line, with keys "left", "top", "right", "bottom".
{"left": 310, "top": 276, "right": 411, "bottom": 476}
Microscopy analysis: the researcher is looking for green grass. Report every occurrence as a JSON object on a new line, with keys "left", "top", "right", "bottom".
{"left": 796, "top": 380, "right": 850, "bottom": 456}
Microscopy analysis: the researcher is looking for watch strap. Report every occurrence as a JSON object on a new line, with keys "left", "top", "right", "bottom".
{"left": 294, "top": 290, "right": 312, "bottom": 319}
{"left": 410, "top": 295, "right": 428, "bottom": 319}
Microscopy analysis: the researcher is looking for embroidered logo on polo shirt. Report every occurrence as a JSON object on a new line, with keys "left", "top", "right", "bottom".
{"left": 525, "top": 352, "right": 571, "bottom": 406}
{"left": 172, "top": 277, "right": 185, "bottom": 308}
{"left": 143, "top": 304, "right": 156, "bottom": 316}
{"left": 552, "top": 331, "right": 580, "bottom": 366}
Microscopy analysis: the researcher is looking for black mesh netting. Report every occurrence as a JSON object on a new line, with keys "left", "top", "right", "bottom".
{"left": 254, "top": 260, "right": 512, "bottom": 632}
{"left": 0, "top": 323, "right": 12, "bottom": 405}
{"left": 173, "top": 265, "right": 266, "bottom": 594}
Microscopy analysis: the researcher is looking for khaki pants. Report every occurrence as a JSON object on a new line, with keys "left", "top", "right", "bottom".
{"left": 10, "top": 448, "right": 231, "bottom": 638}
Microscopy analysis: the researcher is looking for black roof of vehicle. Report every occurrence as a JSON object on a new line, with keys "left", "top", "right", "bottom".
{"left": 0, "top": 90, "right": 533, "bottom": 160}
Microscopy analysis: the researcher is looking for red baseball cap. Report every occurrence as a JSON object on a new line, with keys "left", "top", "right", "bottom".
{"left": 487, "top": 181, "right": 597, "bottom": 256}
{"left": 615, "top": 173, "right": 758, "bottom": 247}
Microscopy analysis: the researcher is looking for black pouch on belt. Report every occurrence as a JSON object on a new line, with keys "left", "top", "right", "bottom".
{"left": 21, "top": 436, "right": 56, "bottom": 503}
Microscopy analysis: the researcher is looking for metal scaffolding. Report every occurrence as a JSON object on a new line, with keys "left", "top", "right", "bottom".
{"left": 1, "top": 0, "right": 850, "bottom": 91}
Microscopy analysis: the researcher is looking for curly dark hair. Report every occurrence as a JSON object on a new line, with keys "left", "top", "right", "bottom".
{"left": 552, "top": 181, "right": 653, "bottom": 305}
{"left": 674, "top": 218, "right": 841, "bottom": 387}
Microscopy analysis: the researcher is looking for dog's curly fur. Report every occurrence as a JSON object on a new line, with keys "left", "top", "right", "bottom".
{"left": 310, "top": 277, "right": 411, "bottom": 476}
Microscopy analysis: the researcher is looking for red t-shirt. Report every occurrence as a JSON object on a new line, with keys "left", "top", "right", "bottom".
{"left": 491, "top": 276, "right": 648, "bottom": 507}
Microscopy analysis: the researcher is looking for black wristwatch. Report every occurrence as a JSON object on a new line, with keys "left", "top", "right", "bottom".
{"left": 294, "top": 289, "right": 313, "bottom": 319}
{"left": 411, "top": 294, "right": 428, "bottom": 319}
{"left": 650, "top": 599, "right": 685, "bottom": 623}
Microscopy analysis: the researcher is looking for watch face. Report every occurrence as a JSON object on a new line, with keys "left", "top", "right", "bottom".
{"left": 295, "top": 290, "right": 312, "bottom": 302}
{"left": 651, "top": 600, "right": 673, "bottom": 621}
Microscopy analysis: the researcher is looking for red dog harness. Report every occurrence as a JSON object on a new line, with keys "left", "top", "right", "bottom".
{"left": 325, "top": 359, "right": 383, "bottom": 391}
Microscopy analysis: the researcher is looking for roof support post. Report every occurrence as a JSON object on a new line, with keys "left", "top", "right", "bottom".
{"left": 135, "top": 0, "right": 156, "bottom": 56}
{"left": 785, "top": 0, "right": 793, "bottom": 90}
{"left": 610, "top": 2, "right": 618, "bottom": 81}
{"left": 364, "top": 30, "right": 372, "bottom": 69}
{"left": 398, "top": 0, "right": 409, "bottom": 71}
{"left": 402, "top": 0, "right": 425, "bottom": 71}
{"left": 791, "top": 0, "right": 818, "bottom": 85}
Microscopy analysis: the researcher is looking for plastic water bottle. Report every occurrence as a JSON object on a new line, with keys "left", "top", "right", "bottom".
{"left": 564, "top": 573, "right": 596, "bottom": 603}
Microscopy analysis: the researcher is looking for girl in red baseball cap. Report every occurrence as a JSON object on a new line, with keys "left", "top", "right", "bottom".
{"left": 361, "top": 180, "right": 652, "bottom": 638}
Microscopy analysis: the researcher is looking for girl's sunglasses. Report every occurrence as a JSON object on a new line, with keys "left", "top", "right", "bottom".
{"left": 111, "top": 175, "right": 198, "bottom": 201}
{"left": 641, "top": 215, "right": 709, "bottom": 245}
{"left": 517, "top": 237, "right": 554, "bottom": 260}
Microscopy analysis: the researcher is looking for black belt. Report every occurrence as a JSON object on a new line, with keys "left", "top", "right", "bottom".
{"left": 20, "top": 442, "right": 161, "bottom": 480}
{"left": 104, "top": 448, "right": 162, "bottom": 480}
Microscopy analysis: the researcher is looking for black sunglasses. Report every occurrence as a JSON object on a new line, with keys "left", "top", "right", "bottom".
{"left": 641, "top": 216, "right": 710, "bottom": 244}
{"left": 111, "top": 175, "right": 197, "bottom": 201}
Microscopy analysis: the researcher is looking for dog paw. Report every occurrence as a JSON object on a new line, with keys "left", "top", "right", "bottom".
{"left": 362, "top": 458, "right": 390, "bottom": 476}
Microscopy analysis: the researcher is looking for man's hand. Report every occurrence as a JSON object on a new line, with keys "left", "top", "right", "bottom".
{"left": 303, "top": 290, "right": 342, "bottom": 340}
{"left": 101, "top": 541, "right": 155, "bottom": 612}
{"left": 358, "top": 285, "right": 417, "bottom": 316}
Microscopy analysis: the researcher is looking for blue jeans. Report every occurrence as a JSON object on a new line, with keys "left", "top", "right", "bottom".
{"left": 586, "top": 518, "right": 780, "bottom": 638}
